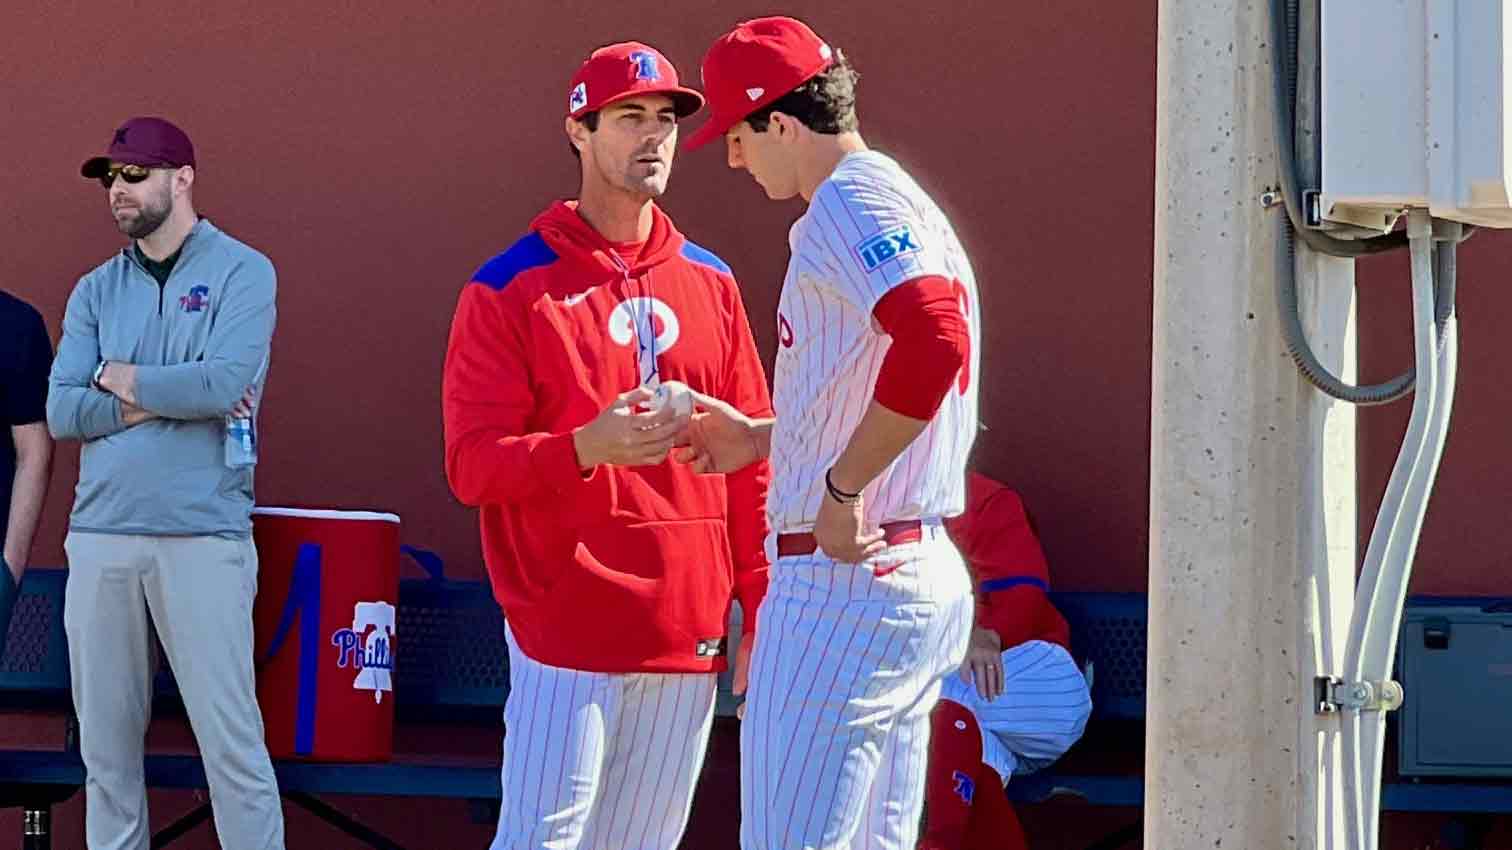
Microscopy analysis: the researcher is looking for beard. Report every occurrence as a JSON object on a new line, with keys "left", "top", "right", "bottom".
{"left": 113, "top": 187, "right": 173, "bottom": 239}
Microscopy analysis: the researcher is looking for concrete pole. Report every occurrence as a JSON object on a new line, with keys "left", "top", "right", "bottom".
{"left": 1149, "top": 0, "right": 1355, "bottom": 847}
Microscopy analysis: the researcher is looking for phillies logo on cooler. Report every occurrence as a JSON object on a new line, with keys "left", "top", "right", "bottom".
{"left": 330, "top": 600, "right": 397, "bottom": 704}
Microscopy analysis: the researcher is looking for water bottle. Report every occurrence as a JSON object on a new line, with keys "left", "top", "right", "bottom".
{"left": 225, "top": 356, "right": 268, "bottom": 469}
{"left": 224, "top": 414, "right": 256, "bottom": 468}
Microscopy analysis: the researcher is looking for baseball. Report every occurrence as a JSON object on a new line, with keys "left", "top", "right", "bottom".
{"left": 651, "top": 380, "right": 694, "bottom": 417}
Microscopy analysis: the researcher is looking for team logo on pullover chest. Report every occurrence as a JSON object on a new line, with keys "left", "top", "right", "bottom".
{"left": 179, "top": 285, "right": 210, "bottom": 313}
{"left": 608, "top": 296, "right": 681, "bottom": 354}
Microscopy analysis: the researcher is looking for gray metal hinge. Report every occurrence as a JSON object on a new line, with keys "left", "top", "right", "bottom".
{"left": 1315, "top": 676, "right": 1405, "bottom": 715}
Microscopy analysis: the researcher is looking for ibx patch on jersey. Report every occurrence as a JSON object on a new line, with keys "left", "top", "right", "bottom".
{"left": 855, "top": 225, "right": 922, "bottom": 272}
{"left": 694, "top": 637, "right": 727, "bottom": 658}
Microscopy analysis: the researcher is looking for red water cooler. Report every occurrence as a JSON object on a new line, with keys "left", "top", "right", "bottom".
{"left": 251, "top": 507, "right": 401, "bottom": 761}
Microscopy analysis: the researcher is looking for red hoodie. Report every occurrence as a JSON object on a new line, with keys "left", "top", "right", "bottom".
{"left": 943, "top": 473, "right": 1071, "bottom": 651}
{"left": 443, "top": 201, "right": 773, "bottom": 673}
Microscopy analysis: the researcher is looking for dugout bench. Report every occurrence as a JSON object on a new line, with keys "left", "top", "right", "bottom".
{"left": 0, "top": 563, "right": 513, "bottom": 850}
{"left": 1004, "top": 593, "right": 1512, "bottom": 850}
{"left": 4, "top": 569, "right": 1511, "bottom": 849}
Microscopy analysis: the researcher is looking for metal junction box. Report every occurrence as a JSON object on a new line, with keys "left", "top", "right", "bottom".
{"left": 1398, "top": 604, "right": 1512, "bottom": 777}
{"left": 1323, "top": 1, "right": 1512, "bottom": 230}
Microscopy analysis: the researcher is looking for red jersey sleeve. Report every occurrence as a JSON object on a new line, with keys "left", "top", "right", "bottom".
{"left": 945, "top": 474, "right": 1070, "bottom": 650}
{"left": 870, "top": 275, "right": 968, "bottom": 420}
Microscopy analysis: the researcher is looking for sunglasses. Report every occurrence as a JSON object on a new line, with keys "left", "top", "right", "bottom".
{"left": 98, "top": 163, "right": 158, "bottom": 189}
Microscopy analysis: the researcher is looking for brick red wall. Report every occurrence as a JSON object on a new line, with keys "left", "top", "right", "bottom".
{"left": 3, "top": 1, "right": 1506, "bottom": 846}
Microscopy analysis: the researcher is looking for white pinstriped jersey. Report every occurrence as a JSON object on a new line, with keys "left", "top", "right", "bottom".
{"left": 767, "top": 150, "right": 981, "bottom": 536}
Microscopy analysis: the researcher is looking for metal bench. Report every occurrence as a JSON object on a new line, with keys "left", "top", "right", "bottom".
{"left": 1006, "top": 592, "right": 1512, "bottom": 850}
{"left": 9, "top": 574, "right": 1510, "bottom": 850}
{"left": 0, "top": 567, "right": 510, "bottom": 850}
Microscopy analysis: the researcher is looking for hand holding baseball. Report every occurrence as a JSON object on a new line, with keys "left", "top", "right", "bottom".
{"left": 572, "top": 386, "right": 689, "bottom": 470}
{"left": 672, "top": 389, "right": 764, "bottom": 474}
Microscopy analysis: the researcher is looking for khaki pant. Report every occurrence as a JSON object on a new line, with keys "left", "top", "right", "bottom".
{"left": 64, "top": 532, "right": 285, "bottom": 850}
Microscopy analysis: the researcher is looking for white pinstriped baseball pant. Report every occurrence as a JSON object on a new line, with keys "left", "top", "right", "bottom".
{"left": 740, "top": 521, "right": 973, "bottom": 850}
{"left": 491, "top": 625, "right": 717, "bottom": 850}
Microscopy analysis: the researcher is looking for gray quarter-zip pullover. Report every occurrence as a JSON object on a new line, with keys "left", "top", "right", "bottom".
{"left": 47, "top": 219, "right": 276, "bottom": 537}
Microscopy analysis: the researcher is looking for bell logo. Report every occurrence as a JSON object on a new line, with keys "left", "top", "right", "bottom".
{"left": 629, "top": 51, "right": 662, "bottom": 81}
{"left": 330, "top": 601, "right": 396, "bottom": 704}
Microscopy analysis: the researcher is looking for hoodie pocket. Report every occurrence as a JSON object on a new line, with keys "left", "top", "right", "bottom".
{"left": 605, "top": 463, "right": 727, "bottom": 526}
{"left": 553, "top": 518, "right": 735, "bottom": 657}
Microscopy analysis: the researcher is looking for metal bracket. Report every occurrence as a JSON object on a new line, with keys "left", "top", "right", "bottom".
{"left": 1315, "top": 675, "right": 1405, "bottom": 714}
{"left": 1304, "top": 189, "right": 1324, "bottom": 228}
{"left": 1307, "top": 189, "right": 1406, "bottom": 235}
{"left": 23, "top": 808, "right": 48, "bottom": 836}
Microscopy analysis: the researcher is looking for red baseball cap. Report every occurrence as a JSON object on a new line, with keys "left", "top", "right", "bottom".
{"left": 81, "top": 117, "right": 196, "bottom": 179}
{"left": 684, "top": 16, "right": 835, "bottom": 150}
{"left": 567, "top": 42, "right": 704, "bottom": 121}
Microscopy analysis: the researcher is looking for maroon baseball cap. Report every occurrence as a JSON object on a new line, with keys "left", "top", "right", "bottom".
{"left": 80, "top": 117, "right": 196, "bottom": 179}
{"left": 567, "top": 42, "right": 705, "bottom": 121}
{"left": 684, "top": 17, "right": 835, "bottom": 150}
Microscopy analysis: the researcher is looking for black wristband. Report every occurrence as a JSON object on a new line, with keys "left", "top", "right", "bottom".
{"left": 825, "top": 468, "right": 861, "bottom": 504}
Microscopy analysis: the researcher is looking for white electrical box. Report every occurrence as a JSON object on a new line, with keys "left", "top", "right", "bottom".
{"left": 1322, "top": 0, "right": 1512, "bottom": 229}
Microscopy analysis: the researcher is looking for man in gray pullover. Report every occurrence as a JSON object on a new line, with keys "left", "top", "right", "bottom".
{"left": 47, "top": 117, "right": 284, "bottom": 850}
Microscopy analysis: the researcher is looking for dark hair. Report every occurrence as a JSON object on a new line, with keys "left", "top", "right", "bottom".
{"left": 569, "top": 110, "right": 601, "bottom": 159}
{"left": 746, "top": 51, "right": 859, "bottom": 135}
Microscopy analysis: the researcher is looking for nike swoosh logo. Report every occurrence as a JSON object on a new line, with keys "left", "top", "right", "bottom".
{"left": 872, "top": 562, "right": 903, "bottom": 578}
{"left": 563, "top": 292, "right": 590, "bottom": 306}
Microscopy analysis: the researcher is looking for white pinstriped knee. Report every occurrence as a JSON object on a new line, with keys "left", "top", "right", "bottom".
{"left": 938, "top": 639, "right": 1092, "bottom": 782}
{"left": 492, "top": 626, "right": 716, "bottom": 850}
